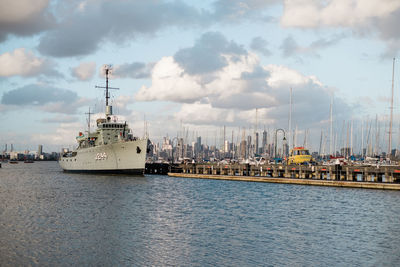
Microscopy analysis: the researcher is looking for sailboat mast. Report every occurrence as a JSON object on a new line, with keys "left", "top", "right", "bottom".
{"left": 329, "top": 95, "right": 333, "bottom": 156}
{"left": 288, "top": 88, "right": 292, "bottom": 150}
{"left": 389, "top": 58, "right": 395, "bottom": 157}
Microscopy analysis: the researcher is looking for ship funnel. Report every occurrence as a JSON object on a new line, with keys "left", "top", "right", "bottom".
{"left": 106, "top": 105, "right": 113, "bottom": 116}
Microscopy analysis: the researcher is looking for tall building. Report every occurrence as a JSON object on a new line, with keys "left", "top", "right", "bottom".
{"left": 262, "top": 130, "right": 267, "bottom": 154}
{"left": 177, "top": 138, "right": 184, "bottom": 159}
{"left": 240, "top": 140, "right": 247, "bottom": 159}
{"left": 224, "top": 140, "right": 229, "bottom": 155}
{"left": 196, "top": 136, "right": 202, "bottom": 154}
{"left": 255, "top": 132, "right": 259, "bottom": 155}
{"left": 38, "top": 145, "right": 43, "bottom": 156}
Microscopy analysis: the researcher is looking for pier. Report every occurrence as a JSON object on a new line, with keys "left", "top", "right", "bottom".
{"left": 168, "top": 163, "right": 400, "bottom": 190}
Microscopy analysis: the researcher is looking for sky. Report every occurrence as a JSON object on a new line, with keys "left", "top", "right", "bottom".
{"left": 1, "top": 0, "right": 400, "bottom": 154}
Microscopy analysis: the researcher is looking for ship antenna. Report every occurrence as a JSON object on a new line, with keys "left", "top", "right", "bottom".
{"left": 95, "top": 65, "right": 119, "bottom": 118}
{"left": 85, "top": 107, "right": 93, "bottom": 135}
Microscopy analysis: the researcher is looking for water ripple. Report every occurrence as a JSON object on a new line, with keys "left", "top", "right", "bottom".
{"left": 1, "top": 162, "right": 400, "bottom": 266}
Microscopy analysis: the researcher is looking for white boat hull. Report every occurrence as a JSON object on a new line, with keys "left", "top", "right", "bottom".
{"left": 59, "top": 139, "right": 147, "bottom": 174}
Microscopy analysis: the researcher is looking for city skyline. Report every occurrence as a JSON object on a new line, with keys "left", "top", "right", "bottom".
{"left": 1, "top": 0, "right": 400, "bottom": 152}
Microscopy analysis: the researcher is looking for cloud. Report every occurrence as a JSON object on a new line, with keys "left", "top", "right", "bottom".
{"left": 41, "top": 97, "right": 90, "bottom": 114}
{"left": 31, "top": 122, "right": 83, "bottom": 146}
{"left": 37, "top": 0, "right": 210, "bottom": 57}
{"left": 135, "top": 32, "right": 353, "bottom": 132}
{"left": 281, "top": 0, "right": 400, "bottom": 56}
{"left": 174, "top": 31, "right": 247, "bottom": 75}
{"left": 1, "top": 84, "right": 88, "bottom": 114}
{"left": 280, "top": 35, "right": 344, "bottom": 57}
{"left": 135, "top": 56, "right": 204, "bottom": 103}
{"left": 40, "top": 115, "right": 78, "bottom": 123}
{"left": 0, "top": 48, "right": 61, "bottom": 77}
{"left": 175, "top": 102, "right": 236, "bottom": 125}
{"left": 35, "top": 0, "right": 280, "bottom": 58}
{"left": 250, "top": 36, "right": 271, "bottom": 56}
{"left": 109, "top": 95, "right": 137, "bottom": 115}
{"left": 136, "top": 52, "right": 267, "bottom": 105}
{"left": 0, "top": 0, "right": 54, "bottom": 42}
{"left": 212, "top": 0, "right": 279, "bottom": 22}
{"left": 70, "top": 62, "right": 96, "bottom": 81}
{"left": 112, "top": 62, "right": 153, "bottom": 79}
{"left": 174, "top": 102, "right": 275, "bottom": 127}
{"left": 280, "top": 36, "right": 298, "bottom": 58}
{"left": 281, "top": 0, "right": 400, "bottom": 28}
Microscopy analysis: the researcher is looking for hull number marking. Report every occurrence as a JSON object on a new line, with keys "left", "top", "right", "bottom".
{"left": 95, "top": 152, "right": 107, "bottom": 160}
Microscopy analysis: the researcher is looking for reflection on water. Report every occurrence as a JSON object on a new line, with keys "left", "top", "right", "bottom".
{"left": 1, "top": 162, "right": 400, "bottom": 266}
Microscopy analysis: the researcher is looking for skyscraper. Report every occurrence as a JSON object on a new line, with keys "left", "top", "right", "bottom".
{"left": 262, "top": 130, "right": 267, "bottom": 154}
{"left": 255, "top": 132, "right": 259, "bottom": 155}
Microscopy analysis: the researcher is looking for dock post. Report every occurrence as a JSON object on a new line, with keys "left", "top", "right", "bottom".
{"left": 362, "top": 168, "right": 368, "bottom": 182}
{"left": 314, "top": 167, "right": 319, "bottom": 179}
{"left": 346, "top": 167, "right": 351, "bottom": 181}
{"left": 273, "top": 166, "right": 278, "bottom": 178}
{"left": 385, "top": 168, "right": 393, "bottom": 183}
{"left": 284, "top": 166, "right": 289, "bottom": 178}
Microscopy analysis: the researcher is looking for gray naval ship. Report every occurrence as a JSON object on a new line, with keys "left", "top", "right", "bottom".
{"left": 59, "top": 66, "right": 147, "bottom": 174}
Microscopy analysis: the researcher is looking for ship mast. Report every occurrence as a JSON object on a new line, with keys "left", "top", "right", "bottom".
{"left": 95, "top": 65, "right": 119, "bottom": 119}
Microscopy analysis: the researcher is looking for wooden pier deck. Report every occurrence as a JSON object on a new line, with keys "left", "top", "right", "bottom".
{"left": 167, "top": 163, "right": 400, "bottom": 190}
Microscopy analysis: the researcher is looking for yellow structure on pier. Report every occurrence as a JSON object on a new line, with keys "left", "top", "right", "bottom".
{"left": 288, "top": 147, "right": 312, "bottom": 164}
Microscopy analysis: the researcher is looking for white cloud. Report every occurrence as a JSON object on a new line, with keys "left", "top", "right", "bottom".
{"left": 0, "top": 48, "right": 56, "bottom": 77}
{"left": 174, "top": 102, "right": 275, "bottom": 126}
{"left": 281, "top": 0, "right": 400, "bottom": 28}
{"left": 136, "top": 52, "right": 265, "bottom": 104}
{"left": 71, "top": 62, "right": 96, "bottom": 81}
{"left": 135, "top": 46, "right": 351, "bottom": 132}
{"left": 175, "top": 102, "right": 235, "bottom": 125}
{"left": 281, "top": 0, "right": 400, "bottom": 56}
{"left": 265, "top": 64, "right": 322, "bottom": 88}
{"left": 31, "top": 122, "right": 83, "bottom": 146}
{"left": 135, "top": 56, "right": 204, "bottom": 102}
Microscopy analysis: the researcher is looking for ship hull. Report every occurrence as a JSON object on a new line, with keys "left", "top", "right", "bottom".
{"left": 62, "top": 168, "right": 145, "bottom": 175}
{"left": 59, "top": 139, "right": 147, "bottom": 174}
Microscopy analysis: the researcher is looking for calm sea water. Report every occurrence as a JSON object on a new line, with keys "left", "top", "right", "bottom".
{"left": 1, "top": 161, "right": 400, "bottom": 266}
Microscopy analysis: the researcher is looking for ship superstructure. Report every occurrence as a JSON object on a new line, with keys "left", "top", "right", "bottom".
{"left": 59, "top": 66, "right": 147, "bottom": 174}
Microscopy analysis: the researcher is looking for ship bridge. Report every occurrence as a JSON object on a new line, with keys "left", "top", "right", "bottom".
{"left": 99, "top": 123, "right": 126, "bottom": 129}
